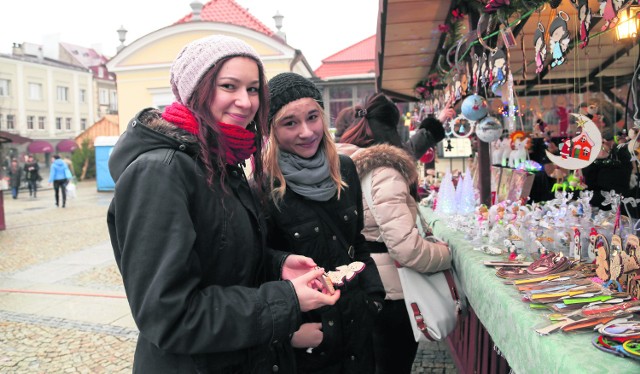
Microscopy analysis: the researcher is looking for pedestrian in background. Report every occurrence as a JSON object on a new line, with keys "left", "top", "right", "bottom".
{"left": 333, "top": 106, "right": 357, "bottom": 143}
{"left": 23, "top": 155, "right": 40, "bottom": 198}
{"left": 107, "top": 35, "right": 338, "bottom": 374}
{"left": 49, "top": 154, "right": 72, "bottom": 207}
{"left": 7, "top": 158, "right": 22, "bottom": 199}
{"left": 337, "top": 93, "right": 452, "bottom": 374}
{"left": 263, "top": 72, "right": 385, "bottom": 373}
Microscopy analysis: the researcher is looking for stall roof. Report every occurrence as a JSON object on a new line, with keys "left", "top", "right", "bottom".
{"left": 376, "top": 0, "right": 640, "bottom": 102}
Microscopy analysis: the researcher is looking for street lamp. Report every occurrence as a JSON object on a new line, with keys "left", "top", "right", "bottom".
{"left": 616, "top": 6, "right": 640, "bottom": 40}
{"left": 117, "top": 26, "right": 128, "bottom": 52}
{"left": 273, "top": 11, "right": 286, "bottom": 40}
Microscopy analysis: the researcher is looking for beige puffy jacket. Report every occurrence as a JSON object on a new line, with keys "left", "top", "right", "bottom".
{"left": 337, "top": 143, "right": 451, "bottom": 300}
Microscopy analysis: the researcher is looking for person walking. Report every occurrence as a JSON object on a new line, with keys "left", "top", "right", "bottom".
{"left": 106, "top": 35, "right": 339, "bottom": 374}
{"left": 263, "top": 73, "right": 385, "bottom": 373}
{"left": 49, "top": 154, "right": 71, "bottom": 207}
{"left": 23, "top": 155, "right": 40, "bottom": 198}
{"left": 337, "top": 93, "right": 452, "bottom": 374}
{"left": 7, "top": 159, "right": 22, "bottom": 199}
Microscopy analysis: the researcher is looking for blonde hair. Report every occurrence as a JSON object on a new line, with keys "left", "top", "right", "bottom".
{"left": 264, "top": 100, "right": 346, "bottom": 206}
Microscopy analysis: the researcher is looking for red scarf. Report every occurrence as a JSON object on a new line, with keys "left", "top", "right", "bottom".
{"left": 162, "top": 102, "right": 256, "bottom": 165}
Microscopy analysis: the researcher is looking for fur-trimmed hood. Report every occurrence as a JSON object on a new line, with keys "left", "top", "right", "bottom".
{"left": 349, "top": 143, "right": 418, "bottom": 185}
{"left": 109, "top": 108, "right": 199, "bottom": 182}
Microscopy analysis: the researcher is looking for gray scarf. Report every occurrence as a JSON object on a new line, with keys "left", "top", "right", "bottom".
{"left": 278, "top": 149, "right": 337, "bottom": 201}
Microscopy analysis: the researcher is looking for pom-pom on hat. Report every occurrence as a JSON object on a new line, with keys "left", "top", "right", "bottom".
{"left": 268, "top": 72, "right": 324, "bottom": 122}
{"left": 170, "top": 35, "right": 263, "bottom": 106}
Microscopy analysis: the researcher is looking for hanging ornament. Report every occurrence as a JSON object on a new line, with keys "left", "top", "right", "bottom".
{"left": 549, "top": 0, "right": 563, "bottom": 8}
{"left": 461, "top": 94, "right": 489, "bottom": 121}
{"left": 533, "top": 23, "right": 547, "bottom": 74}
{"left": 545, "top": 114, "right": 603, "bottom": 170}
{"left": 479, "top": 52, "right": 490, "bottom": 88}
{"left": 571, "top": 0, "right": 592, "bottom": 48}
{"left": 420, "top": 148, "right": 435, "bottom": 164}
{"left": 491, "top": 82, "right": 503, "bottom": 97}
{"left": 548, "top": 11, "right": 571, "bottom": 68}
{"left": 490, "top": 49, "right": 507, "bottom": 86}
{"left": 599, "top": 0, "right": 632, "bottom": 31}
{"left": 476, "top": 116, "right": 503, "bottom": 143}
{"left": 471, "top": 52, "right": 480, "bottom": 90}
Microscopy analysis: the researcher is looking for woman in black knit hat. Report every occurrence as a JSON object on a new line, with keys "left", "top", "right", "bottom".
{"left": 263, "top": 72, "right": 385, "bottom": 374}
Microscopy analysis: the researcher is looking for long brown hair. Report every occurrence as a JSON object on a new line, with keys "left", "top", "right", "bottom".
{"left": 263, "top": 100, "right": 346, "bottom": 206}
{"left": 187, "top": 56, "right": 269, "bottom": 193}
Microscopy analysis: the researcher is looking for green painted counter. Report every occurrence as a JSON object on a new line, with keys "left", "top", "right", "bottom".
{"left": 419, "top": 206, "right": 639, "bottom": 374}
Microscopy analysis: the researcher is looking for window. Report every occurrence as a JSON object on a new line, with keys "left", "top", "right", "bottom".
{"left": 326, "top": 83, "right": 376, "bottom": 127}
{"left": 79, "top": 89, "right": 86, "bottom": 103}
{"left": 7, "top": 115, "right": 15, "bottom": 130}
{"left": 27, "top": 115, "right": 34, "bottom": 130}
{"left": 99, "top": 88, "right": 109, "bottom": 105}
{"left": 28, "top": 83, "right": 42, "bottom": 100}
{"left": 81, "top": 118, "right": 87, "bottom": 130}
{"left": 66, "top": 118, "right": 71, "bottom": 130}
{"left": 56, "top": 117, "right": 62, "bottom": 130}
{"left": 110, "top": 90, "right": 118, "bottom": 111}
{"left": 38, "top": 116, "right": 45, "bottom": 130}
{"left": 0, "top": 79, "right": 10, "bottom": 96}
{"left": 57, "top": 86, "right": 69, "bottom": 101}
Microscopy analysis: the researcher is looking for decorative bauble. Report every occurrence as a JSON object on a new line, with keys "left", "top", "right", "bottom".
{"left": 420, "top": 148, "right": 435, "bottom": 163}
{"left": 461, "top": 94, "right": 488, "bottom": 121}
{"left": 491, "top": 82, "right": 503, "bottom": 97}
{"left": 475, "top": 116, "right": 503, "bottom": 143}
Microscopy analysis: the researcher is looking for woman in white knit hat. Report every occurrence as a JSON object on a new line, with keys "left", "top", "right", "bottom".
{"left": 107, "top": 35, "right": 339, "bottom": 374}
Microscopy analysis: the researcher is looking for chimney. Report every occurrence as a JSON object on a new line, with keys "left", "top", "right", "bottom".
{"left": 12, "top": 43, "right": 23, "bottom": 56}
{"left": 190, "top": 1, "right": 203, "bottom": 21}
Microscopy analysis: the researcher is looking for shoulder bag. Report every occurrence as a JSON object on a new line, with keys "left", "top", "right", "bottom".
{"left": 361, "top": 171, "right": 466, "bottom": 342}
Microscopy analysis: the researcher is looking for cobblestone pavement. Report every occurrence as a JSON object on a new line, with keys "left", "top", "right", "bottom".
{"left": 0, "top": 181, "right": 457, "bottom": 373}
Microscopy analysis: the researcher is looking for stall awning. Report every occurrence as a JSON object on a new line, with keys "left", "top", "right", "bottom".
{"left": 56, "top": 139, "right": 79, "bottom": 153}
{"left": 28, "top": 140, "right": 54, "bottom": 154}
{"left": 0, "top": 130, "right": 32, "bottom": 144}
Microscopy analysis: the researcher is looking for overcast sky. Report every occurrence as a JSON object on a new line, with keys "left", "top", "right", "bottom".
{"left": 0, "top": 0, "right": 379, "bottom": 70}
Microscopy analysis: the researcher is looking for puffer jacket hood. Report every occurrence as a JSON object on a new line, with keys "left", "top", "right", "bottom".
{"left": 350, "top": 144, "right": 418, "bottom": 187}
{"left": 109, "top": 108, "right": 199, "bottom": 182}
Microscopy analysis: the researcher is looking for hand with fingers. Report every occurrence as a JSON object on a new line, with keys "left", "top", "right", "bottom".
{"left": 291, "top": 322, "right": 323, "bottom": 349}
{"left": 291, "top": 267, "right": 340, "bottom": 312}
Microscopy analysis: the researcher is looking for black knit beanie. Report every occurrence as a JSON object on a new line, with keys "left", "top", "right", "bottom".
{"left": 419, "top": 117, "right": 446, "bottom": 143}
{"left": 268, "top": 72, "right": 324, "bottom": 122}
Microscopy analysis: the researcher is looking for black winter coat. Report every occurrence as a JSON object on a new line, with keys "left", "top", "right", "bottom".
{"left": 266, "top": 154, "right": 385, "bottom": 374}
{"left": 107, "top": 109, "right": 301, "bottom": 374}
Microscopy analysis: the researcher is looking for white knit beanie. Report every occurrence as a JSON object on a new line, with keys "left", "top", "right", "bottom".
{"left": 170, "top": 35, "right": 263, "bottom": 105}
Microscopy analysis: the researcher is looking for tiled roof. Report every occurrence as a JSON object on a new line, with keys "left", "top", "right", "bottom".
{"left": 314, "top": 35, "right": 376, "bottom": 79}
{"left": 59, "top": 42, "right": 108, "bottom": 68}
{"left": 175, "top": 0, "right": 274, "bottom": 36}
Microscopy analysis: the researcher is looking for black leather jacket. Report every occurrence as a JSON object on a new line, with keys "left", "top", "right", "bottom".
{"left": 107, "top": 109, "right": 301, "bottom": 373}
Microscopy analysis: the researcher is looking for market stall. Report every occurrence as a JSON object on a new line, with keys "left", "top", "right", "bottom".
{"left": 420, "top": 205, "right": 639, "bottom": 373}
{"left": 375, "top": 0, "right": 640, "bottom": 372}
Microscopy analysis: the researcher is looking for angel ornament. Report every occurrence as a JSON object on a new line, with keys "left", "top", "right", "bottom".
{"left": 572, "top": 0, "right": 592, "bottom": 48}
{"left": 548, "top": 12, "right": 571, "bottom": 68}
{"left": 533, "top": 23, "right": 547, "bottom": 74}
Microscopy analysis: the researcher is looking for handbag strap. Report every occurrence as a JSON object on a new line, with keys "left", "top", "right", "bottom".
{"left": 308, "top": 202, "right": 355, "bottom": 259}
{"left": 361, "top": 172, "right": 384, "bottom": 243}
